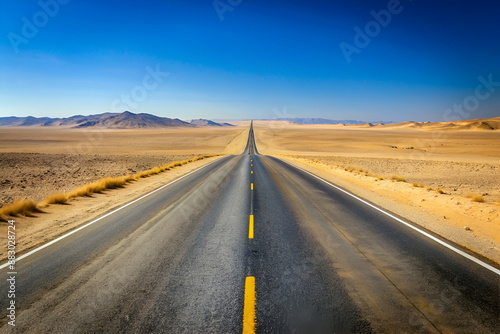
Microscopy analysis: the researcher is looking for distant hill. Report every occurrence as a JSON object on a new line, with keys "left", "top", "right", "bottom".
{"left": 0, "top": 112, "right": 232, "bottom": 129}
{"left": 74, "top": 111, "right": 189, "bottom": 128}
{"left": 190, "top": 119, "right": 233, "bottom": 127}
{"left": 44, "top": 113, "right": 120, "bottom": 127}
{"left": 0, "top": 116, "right": 58, "bottom": 127}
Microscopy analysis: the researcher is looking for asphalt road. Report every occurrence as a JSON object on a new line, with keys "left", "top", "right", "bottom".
{"left": 1, "top": 123, "right": 499, "bottom": 333}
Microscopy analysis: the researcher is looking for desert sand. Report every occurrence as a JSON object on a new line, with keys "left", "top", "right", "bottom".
{"left": 253, "top": 120, "right": 500, "bottom": 263}
{"left": 0, "top": 125, "right": 249, "bottom": 260}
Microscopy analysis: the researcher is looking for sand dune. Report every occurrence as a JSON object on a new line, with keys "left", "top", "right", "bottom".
{"left": 371, "top": 117, "right": 500, "bottom": 131}
{"left": 275, "top": 117, "right": 500, "bottom": 131}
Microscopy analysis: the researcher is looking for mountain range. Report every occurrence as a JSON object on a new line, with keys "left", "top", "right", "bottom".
{"left": 0, "top": 112, "right": 233, "bottom": 129}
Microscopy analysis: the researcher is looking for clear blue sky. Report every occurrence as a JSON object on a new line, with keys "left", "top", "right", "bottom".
{"left": 1, "top": 0, "right": 499, "bottom": 122}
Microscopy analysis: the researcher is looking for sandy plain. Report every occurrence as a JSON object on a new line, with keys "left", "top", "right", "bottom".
{"left": 0, "top": 126, "right": 247, "bottom": 204}
{"left": 253, "top": 120, "right": 500, "bottom": 263}
{"left": 0, "top": 125, "right": 249, "bottom": 260}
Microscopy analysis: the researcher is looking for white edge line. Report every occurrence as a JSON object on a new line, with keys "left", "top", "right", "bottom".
{"left": 0, "top": 157, "right": 224, "bottom": 270}
{"left": 278, "top": 158, "right": 500, "bottom": 276}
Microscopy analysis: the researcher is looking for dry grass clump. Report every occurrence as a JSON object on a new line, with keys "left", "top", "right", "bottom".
{"left": 426, "top": 187, "right": 432, "bottom": 191}
{"left": 64, "top": 156, "right": 215, "bottom": 198}
{"left": 359, "top": 168, "right": 373, "bottom": 176}
{"left": 133, "top": 156, "right": 212, "bottom": 179}
{"left": 0, "top": 155, "right": 217, "bottom": 221}
{"left": 436, "top": 188, "right": 445, "bottom": 194}
{"left": 376, "top": 176, "right": 384, "bottom": 181}
{"left": 412, "top": 182, "right": 424, "bottom": 188}
{"left": 68, "top": 184, "right": 101, "bottom": 198}
{"left": 465, "top": 194, "right": 485, "bottom": 202}
{"left": 66, "top": 176, "right": 132, "bottom": 199}
{"left": 135, "top": 167, "right": 161, "bottom": 179}
{"left": 42, "top": 193, "right": 69, "bottom": 206}
{"left": 342, "top": 166, "right": 372, "bottom": 176}
{"left": 471, "top": 195, "right": 485, "bottom": 202}
{"left": 65, "top": 156, "right": 215, "bottom": 198}
{"left": 344, "top": 166, "right": 356, "bottom": 172}
{"left": 0, "top": 199, "right": 42, "bottom": 221}
{"left": 391, "top": 175, "right": 406, "bottom": 182}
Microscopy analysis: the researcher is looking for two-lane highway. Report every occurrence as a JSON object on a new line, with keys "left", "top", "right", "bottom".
{"left": 1, "top": 122, "right": 499, "bottom": 333}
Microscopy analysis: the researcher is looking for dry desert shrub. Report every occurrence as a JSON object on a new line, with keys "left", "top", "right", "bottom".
{"left": 465, "top": 194, "right": 485, "bottom": 202}
{"left": 391, "top": 175, "right": 406, "bottom": 182}
{"left": 472, "top": 195, "right": 485, "bottom": 202}
{"left": 41, "top": 193, "right": 69, "bottom": 206}
{"left": 412, "top": 182, "right": 424, "bottom": 188}
{"left": 68, "top": 184, "right": 99, "bottom": 198}
{"left": 436, "top": 188, "right": 445, "bottom": 194}
{"left": 60, "top": 176, "right": 133, "bottom": 200}
{"left": 359, "top": 168, "right": 372, "bottom": 176}
{"left": 0, "top": 199, "right": 41, "bottom": 220}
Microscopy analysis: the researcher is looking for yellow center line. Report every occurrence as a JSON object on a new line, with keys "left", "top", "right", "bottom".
{"left": 251, "top": 171, "right": 253, "bottom": 174}
{"left": 251, "top": 164, "right": 253, "bottom": 167}
{"left": 243, "top": 276, "right": 256, "bottom": 333}
{"left": 248, "top": 215, "right": 254, "bottom": 239}
{"left": 251, "top": 183, "right": 253, "bottom": 190}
